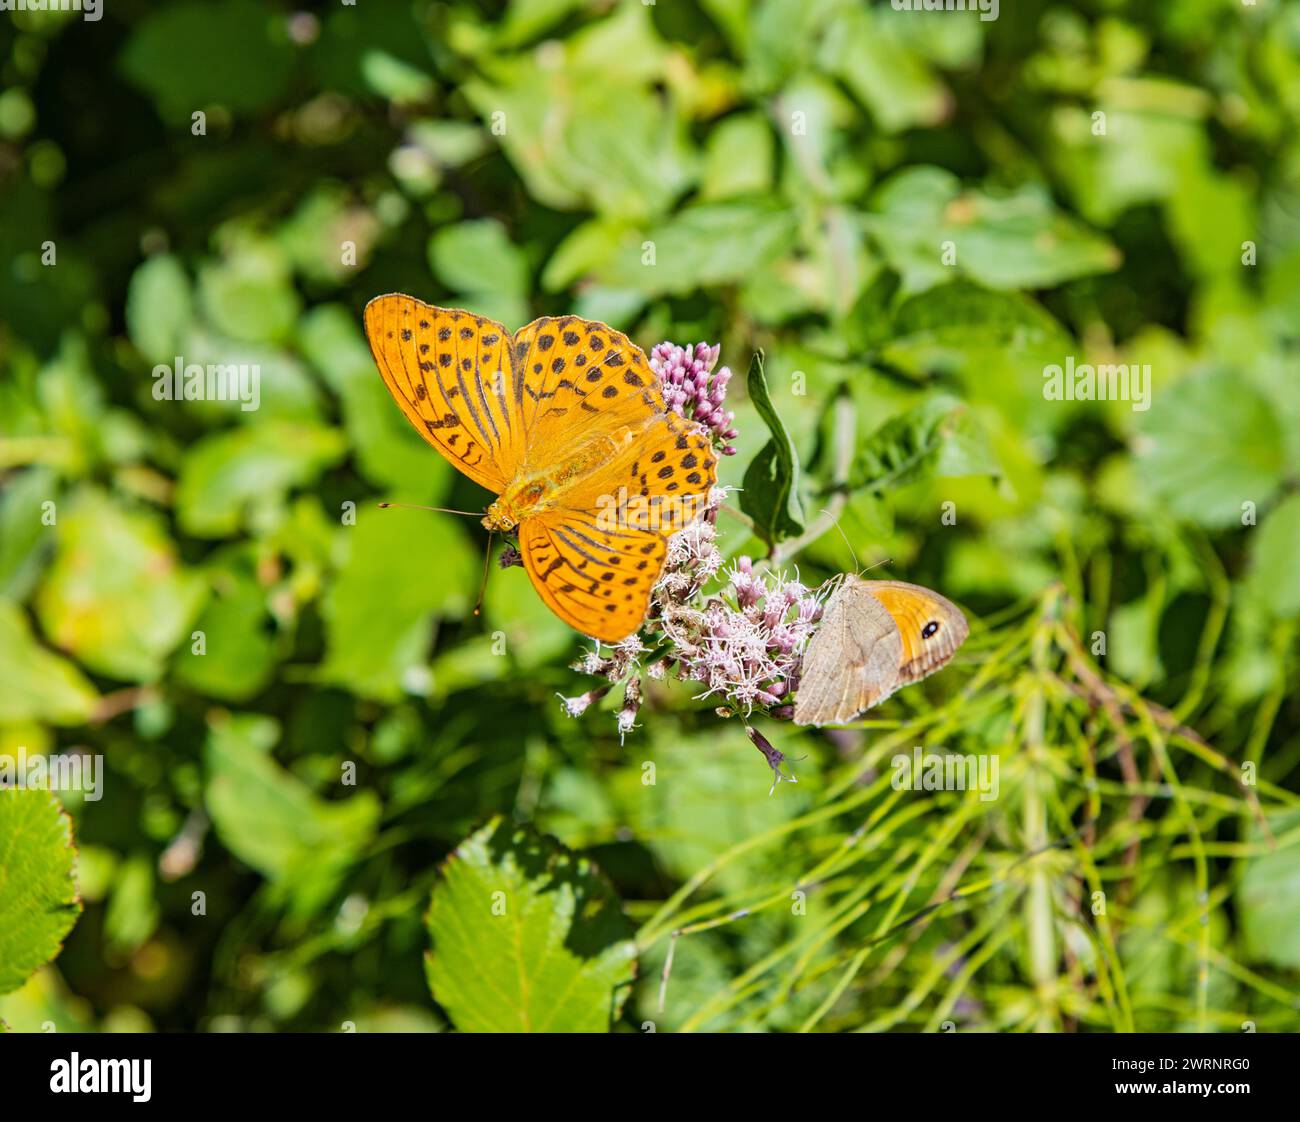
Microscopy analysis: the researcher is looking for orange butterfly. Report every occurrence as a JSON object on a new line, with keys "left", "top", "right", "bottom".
{"left": 364, "top": 295, "right": 719, "bottom": 642}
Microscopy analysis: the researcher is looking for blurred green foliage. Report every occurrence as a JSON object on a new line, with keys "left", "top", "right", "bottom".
{"left": 1, "top": 0, "right": 1299, "bottom": 1033}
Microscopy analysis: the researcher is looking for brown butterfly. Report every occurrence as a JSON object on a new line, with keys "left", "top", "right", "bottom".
{"left": 792, "top": 577, "right": 969, "bottom": 727}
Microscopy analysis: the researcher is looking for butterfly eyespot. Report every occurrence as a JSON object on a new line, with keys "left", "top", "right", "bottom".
{"left": 921, "top": 620, "right": 940, "bottom": 639}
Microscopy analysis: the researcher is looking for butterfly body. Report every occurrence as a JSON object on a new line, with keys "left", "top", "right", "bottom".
{"left": 365, "top": 295, "right": 717, "bottom": 642}
{"left": 483, "top": 425, "right": 642, "bottom": 530}
{"left": 793, "top": 577, "right": 968, "bottom": 727}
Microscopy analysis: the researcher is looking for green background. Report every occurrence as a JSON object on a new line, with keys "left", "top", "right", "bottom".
{"left": 1, "top": 0, "right": 1298, "bottom": 1032}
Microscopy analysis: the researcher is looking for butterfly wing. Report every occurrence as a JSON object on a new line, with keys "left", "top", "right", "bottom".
{"left": 366, "top": 298, "right": 719, "bottom": 641}
{"left": 511, "top": 315, "right": 665, "bottom": 471}
{"left": 364, "top": 295, "right": 520, "bottom": 492}
{"left": 793, "top": 578, "right": 970, "bottom": 726}
{"left": 793, "top": 577, "right": 904, "bottom": 726}
{"left": 518, "top": 518, "right": 668, "bottom": 643}
{"left": 865, "top": 581, "right": 969, "bottom": 687}
{"left": 520, "top": 409, "right": 717, "bottom": 642}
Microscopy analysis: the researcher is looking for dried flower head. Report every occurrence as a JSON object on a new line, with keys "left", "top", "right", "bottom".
{"left": 747, "top": 725, "right": 800, "bottom": 795}
{"left": 556, "top": 684, "right": 612, "bottom": 718}
{"left": 665, "top": 556, "right": 823, "bottom": 716}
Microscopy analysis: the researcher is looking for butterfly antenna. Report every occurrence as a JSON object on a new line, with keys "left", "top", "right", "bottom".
{"left": 819, "top": 508, "right": 893, "bottom": 576}
{"left": 820, "top": 508, "right": 860, "bottom": 573}
{"left": 473, "top": 530, "right": 494, "bottom": 619}
{"left": 378, "top": 502, "right": 483, "bottom": 517}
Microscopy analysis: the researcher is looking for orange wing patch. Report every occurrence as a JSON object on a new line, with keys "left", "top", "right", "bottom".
{"left": 364, "top": 295, "right": 519, "bottom": 492}
{"left": 556, "top": 411, "right": 717, "bottom": 537}
{"left": 866, "top": 582, "right": 969, "bottom": 684}
{"left": 512, "top": 317, "right": 663, "bottom": 466}
{"left": 517, "top": 412, "right": 717, "bottom": 641}
{"left": 520, "top": 518, "right": 668, "bottom": 643}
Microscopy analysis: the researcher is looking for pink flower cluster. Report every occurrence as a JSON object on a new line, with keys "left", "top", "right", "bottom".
{"left": 649, "top": 342, "right": 738, "bottom": 455}
{"left": 556, "top": 340, "right": 820, "bottom": 787}
{"left": 668, "top": 557, "right": 823, "bottom": 716}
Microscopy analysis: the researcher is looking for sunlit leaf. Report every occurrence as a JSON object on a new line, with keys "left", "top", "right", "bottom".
{"left": 424, "top": 817, "right": 636, "bottom": 1032}
{"left": 1237, "top": 812, "right": 1300, "bottom": 970}
{"left": 867, "top": 168, "right": 1120, "bottom": 292}
{"left": 173, "top": 568, "right": 278, "bottom": 701}
{"left": 0, "top": 789, "right": 81, "bottom": 996}
{"left": 176, "top": 422, "right": 347, "bottom": 538}
{"left": 319, "top": 505, "right": 477, "bottom": 701}
{"left": 1244, "top": 493, "right": 1300, "bottom": 619}
{"left": 850, "top": 394, "right": 999, "bottom": 493}
{"left": 0, "top": 599, "right": 98, "bottom": 725}
{"left": 34, "top": 491, "right": 207, "bottom": 683}
{"left": 1134, "top": 368, "right": 1286, "bottom": 529}
{"left": 126, "top": 255, "right": 194, "bottom": 365}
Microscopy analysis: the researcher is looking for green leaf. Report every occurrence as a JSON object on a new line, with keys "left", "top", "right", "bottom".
{"left": 126, "top": 255, "right": 193, "bottom": 365}
{"left": 1107, "top": 594, "right": 1164, "bottom": 690}
{"left": 867, "top": 168, "right": 1120, "bottom": 292}
{"left": 277, "top": 187, "right": 381, "bottom": 285}
{"left": 850, "top": 394, "right": 999, "bottom": 493}
{"left": 118, "top": 0, "right": 295, "bottom": 121}
{"left": 1237, "top": 812, "right": 1300, "bottom": 970}
{"left": 496, "top": 0, "right": 588, "bottom": 47}
{"left": 1134, "top": 368, "right": 1287, "bottom": 529}
{"left": 887, "top": 281, "right": 1070, "bottom": 356}
{"left": 842, "top": 269, "right": 901, "bottom": 353}
{"left": 173, "top": 569, "right": 278, "bottom": 701}
{"left": 878, "top": 281, "right": 1077, "bottom": 437}
{"left": 746, "top": 0, "right": 838, "bottom": 92}
{"left": 176, "top": 422, "right": 348, "bottom": 538}
{"left": 602, "top": 200, "right": 799, "bottom": 297}
{"left": 700, "top": 112, "right": 774, "bottom": 201}
{"left": 405, "top": 121, "right": 489, "bottom": 170}
{"left": 542, "top": 218, "right": 631, "bottom": 293}
{"left": 319, "top": 504, "right": 477, "bottom": 701}
{"left": 0, "top": 467, "right": 54, "bottom": 603}
{"left": 1244, "top": 493, "right": 1300, "bottom": 620}
{"left": 204, "top": 715, "right": 380, "bottom": 919}
{"left": 610, "top": 728, "right": 811, "bottom": 895}
{"left": 34, "top": 491, "right": 207, "bottom": 683}
{"left": 740, "top": 350, "right": 804, "bottom": 544}
{"left": 360, "top": 50, "right": 434, "bottom": 105}
{"left": 171, "top": 327, "right": 325, "bottom": 423}
{"left": 461, "top": 5, "right": 688, "bottom": 220}
{"left": 197, "top": 243, "right": 301, "bottom": 345}
{"left": 103, "top": 853, "right": 158, "bottom": 957}
{"left": 0, "top": 599, "right": 98, "bottom": 725}
{"left": 0, "top": 789, "right": 81, "bottom": 996}
{"left": 424, "top": 818, "right": 636, "bottom": 1032}
{"left": 428, "top": 219, "right": 530, "bottom": 299}
{"left": 821, "top": 4, "right": 950, "bottom": 133}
